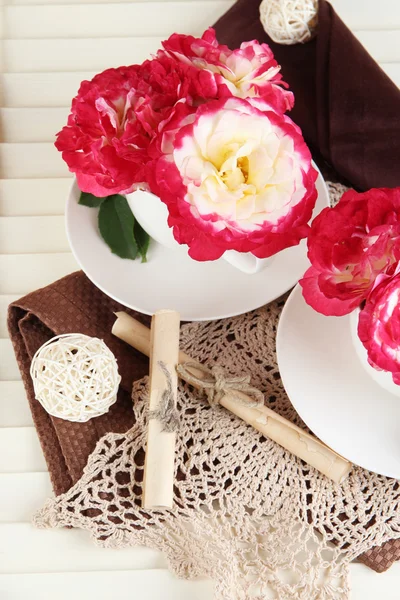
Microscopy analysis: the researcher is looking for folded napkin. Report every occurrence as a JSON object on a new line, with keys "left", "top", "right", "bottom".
{"left": 214, "top": 0, "right": 400, "bottom": 191}
{"left": 8, "top": 271, "right": 149, "bottom": 495}
{"left": 8, "top": 270, "right": 398, "bottom": 572}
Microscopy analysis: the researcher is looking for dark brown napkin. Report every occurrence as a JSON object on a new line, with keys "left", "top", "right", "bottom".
{"left": 214, "top": 0, "right": 400, "bottom": 191}
{"left": 7, "top": 271, "right": 150, "bottom": 495}
{"left": 8, "top": 270, "right": 398, "bottom": 572}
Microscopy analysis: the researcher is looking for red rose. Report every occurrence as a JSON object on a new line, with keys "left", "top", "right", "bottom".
{"left": 148, "top": 97, "right": 317, "bottom": 261}
{"left": 300, "top": 188, "right": 400, "bottom": 316}
{"left": 56, "top": 66, "right": 144, "bottom": 196}
{"left": 55, "top": 56, "right": 208, "bottom": 196}
{"left": 358, "top": 268, "right": 400, "bottom": 385}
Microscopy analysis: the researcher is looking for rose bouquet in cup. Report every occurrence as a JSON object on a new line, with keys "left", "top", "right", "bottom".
{"left": 300, "top": 187, "right": 400, "bottom": 389}
{"left": 56, "top": 28, "right": 318, "bottom": 265}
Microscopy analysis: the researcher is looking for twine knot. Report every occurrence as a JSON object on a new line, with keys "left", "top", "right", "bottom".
{"left": 149, "top": 361, "right": 180, "bottom": 433}
{"left": 177, "top": 363, "right": 264, "bottom": 408}
{"left": 149, "top": 363, "right": 264, "bottom": 433}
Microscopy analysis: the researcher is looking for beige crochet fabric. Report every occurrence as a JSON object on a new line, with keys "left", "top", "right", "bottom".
{"left": 35, "top": 298, "right": 400, "bottom": 599}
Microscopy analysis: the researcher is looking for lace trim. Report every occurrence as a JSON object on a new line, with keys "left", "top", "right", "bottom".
{"left": 34, "top": 183, "right": 400, "bottom": 599}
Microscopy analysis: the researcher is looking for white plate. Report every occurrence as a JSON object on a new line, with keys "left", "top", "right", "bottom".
{"left": 277, "top": 285, "right": 400, "bottom": 479}
{"left": 66, "top": 172, "right": 329, "bottom": 321}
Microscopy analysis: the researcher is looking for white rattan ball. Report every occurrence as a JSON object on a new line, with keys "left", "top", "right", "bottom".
{"left": 30, "top": 334, "right": 121, "bottom": 423}
{"left": 260, "top": 0, "right": 318, "bottom": 45}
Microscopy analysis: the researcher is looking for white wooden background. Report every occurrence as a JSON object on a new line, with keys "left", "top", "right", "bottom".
{"left": 0, "top": 1, "right": 399, "bottom": 598}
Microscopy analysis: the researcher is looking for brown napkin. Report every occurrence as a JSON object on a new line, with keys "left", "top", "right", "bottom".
{"left": 8, "top": 270, "right": 397, "bottom": 572}
{"left": 7, "top": 271, "right": 150, "bottom": 495}
{"left": 214, "top": 0, "right": 400, "bottom": 191}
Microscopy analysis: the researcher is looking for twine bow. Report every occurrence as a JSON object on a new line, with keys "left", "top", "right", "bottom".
{"left": 177, "top": 363, "right": 264, "bottom": 408}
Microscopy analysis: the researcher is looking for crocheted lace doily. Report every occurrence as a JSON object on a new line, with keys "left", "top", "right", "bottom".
{"left": 35, "top": 183, "right": 400, "bottom": 600}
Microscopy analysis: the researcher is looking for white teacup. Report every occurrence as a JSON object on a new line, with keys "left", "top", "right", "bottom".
{"left": 349, "top": 309, "right": 400, "bottom": 398}
{"left": 126, "top": 189, "right": 272, "bottom": 275}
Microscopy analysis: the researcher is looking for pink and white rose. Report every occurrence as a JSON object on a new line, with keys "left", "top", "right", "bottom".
{"left": 300, "top": 188, "right": 400, "bottom": 316}
{"left": 149, "top": 97, "right": 317, "bottom": 261}
{"left": 55, "top": 30, "right": 296, "bottom": 200}
{"left": 162, "top": 28, "right": 294, "bottom": 114}
{"left": 358, "top": 267, "right": 400, "bottom": 385}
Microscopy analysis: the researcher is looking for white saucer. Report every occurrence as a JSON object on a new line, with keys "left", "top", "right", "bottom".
{"left": 277, "top": 285, "right": 400, "bottom": 479}
{"left": 65, "top": 172, "right": 329, "bottom": 321}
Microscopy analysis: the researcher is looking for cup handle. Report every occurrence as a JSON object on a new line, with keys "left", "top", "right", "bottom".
{"left": 223, "top": 250, "right": 271, "bottom": 274}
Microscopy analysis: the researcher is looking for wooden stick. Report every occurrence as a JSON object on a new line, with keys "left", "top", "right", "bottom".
{"left": 142, "top": 310, "right": 180, "bottom": 509}
{"left": 113, "top": 312, "right": 352, "bottom": 484}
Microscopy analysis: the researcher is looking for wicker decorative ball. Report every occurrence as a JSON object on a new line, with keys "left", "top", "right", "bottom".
{"left": 30, "top": 334, "right": 121, "bottom": 423}
{"left": 260, "top": 0, "right": 318, "bottom": 45}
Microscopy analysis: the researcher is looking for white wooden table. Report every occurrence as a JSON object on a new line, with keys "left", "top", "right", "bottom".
{"left": 0, "top": 1, "right": 399, "bottom": 597}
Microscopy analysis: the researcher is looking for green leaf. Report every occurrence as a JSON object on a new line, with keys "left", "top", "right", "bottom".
{"left": 98, "top": 195, "right": 138, "bottom": 260}
{"left": 134, "top": 219, "right": 150, "bottom": 263}
{"left": 79, "top": 191, "right": 107, "bottom": 208}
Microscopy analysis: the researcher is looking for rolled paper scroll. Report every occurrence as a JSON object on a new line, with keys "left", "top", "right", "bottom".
{"left": 112, "top": 312, "right": 352, "bottom": 484}
{"left": 142, "top": 310, "right": 180, "bottom": 509}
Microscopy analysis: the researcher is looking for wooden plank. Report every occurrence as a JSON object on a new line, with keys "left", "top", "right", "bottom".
{"left": 0, "top": 558, "right": 398, "bottom": 600}
{"left": 0, "top": 571, "right": 214, "bottom": 600}
{"left": 0, "top": 253, "right": 78, "bottom": 295}
{"left": 331, "top": 0, "right": 400, "bottom": 29}
{"left": 1, "top": 0, "right": 219, "bottom": 2}
{"left": 0, "top": 472, "right": 53, "bottom": 521}
{"left": 0, "top": 216, "right": 69, "bottom": 254}
{"left": 3, "top": 2, "right": 231, "bottom": 39}
{"left": 0, "top": 565, "right": 397, "bottom": 600}
{"left": 0, "top": 44, "right": 398, "bottom": 106}
{"left": 381, "top": 62, "right": 400, "bottom": 87}
{"left": 0, "top": 524, "right": 167, "bottom": 573}
{"left": 0, "top": 107, "right": 69, "bottom": 143}
{"left": 0, "top": 427, "right": 47, "bottom": 472}
{"left": 0, "top": 339, "right": 20, "bottom": 381}
{"left": 0, "top": 72, "right": 95, "bottom": 108}
{"left": 0, "top": 381, "right": 33, "bottom": 428}
{"left": 0, "top": 143, "right": 68, "bottom": 179}
{"left": 350, "top": 563, "right": 400, "bottom": 599}
{"left": 0, "top": 64, "right": 398, "bottom": 115}
{"left": 1, "top": 0, "right": 399, "bottom": 30}
{"left": 0, "top": 54, "right": 397, "bottom": 114}
{"left": 3, "top": 38, "right": 163, "bottom": 72}
{"left": 0, "top": 179, "right": 70, "bottom": 217}
{"left": 3, "top": 31, "right": 398, "bottom": 76}
{"left": 0, "top": 295, "right": 18, "bottom": 337}
{"left": 355, "top": 30, "right": 400, "bottom": 63}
